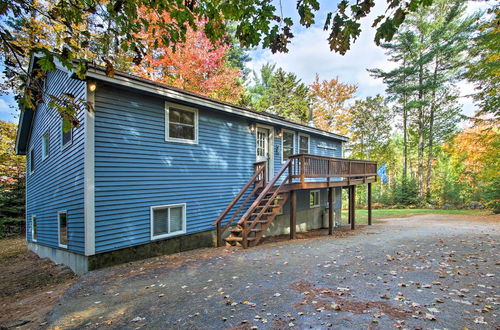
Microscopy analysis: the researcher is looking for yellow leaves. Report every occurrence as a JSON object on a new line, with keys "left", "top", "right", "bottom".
{"left": 309, "top": 74, "right": 357, "bottom": 135}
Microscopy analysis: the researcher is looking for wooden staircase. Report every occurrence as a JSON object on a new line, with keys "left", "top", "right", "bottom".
{"left": 224, "top": 191, "right": 289, "bottom": 247}
{"left": 212, "top": 154, "right": 378, "bottom": 249}
{"left": 213, "top": 159, "right": 292, "bottom": 248}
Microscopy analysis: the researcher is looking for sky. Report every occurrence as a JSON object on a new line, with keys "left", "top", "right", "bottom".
{"left": 0, "top": 1, "right": 490, "bottom": 124}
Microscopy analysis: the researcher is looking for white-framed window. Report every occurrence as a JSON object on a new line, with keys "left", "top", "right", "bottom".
{"left": 61, "top": 118, "right": 73, "bottom": 149}
{"left": 165, "top": 102, "right": 198, "bottom": 144}
{"left": 281, "top": 130, "right": 295, "bottom": 162}
{"left": 151, "top": 203, "right": 187, "bottom": 240}
{"left": 42, "top": 131, "right": 50, "bottom": 160}
{"left": 58, "top": 211, "right": 68, "bottom": 248}
{"left": 32, "top": 215, "right": 37, "bottom": 242}
{"left": 310, "top": 190, "right": 320, "bottom": 208}
{"left": 298, "top": 133, "right": 310, "bottom": 154}
{"left": 29, "top": 147, "right": 35, "bottom": 175}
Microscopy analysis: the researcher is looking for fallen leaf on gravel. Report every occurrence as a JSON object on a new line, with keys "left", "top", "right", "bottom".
{"left": 435, "top": 298, "right": 445, "bottom": 303}
{"left": 452, "top": 299, "right": 472, "bottom": 305}
{"left": 331, "top": 304, "right": 341, "bottom": 310}
{"left": 380, "top": 294, "right": 390, "bottom": 299}
{"left": 474, "top": 316, "right": 487, "bottom": 324}
{"left": 425, "top": 313, "right": 436, "bottom": 321}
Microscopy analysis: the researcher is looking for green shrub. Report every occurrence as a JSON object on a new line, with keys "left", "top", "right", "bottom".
{"left": 485, "top": 200, "right": 500, "bottom": 214}
{"left": 0, "top": 217, "right": 25, "bottom": 238}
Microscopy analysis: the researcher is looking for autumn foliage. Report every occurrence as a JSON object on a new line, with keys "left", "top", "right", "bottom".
{"left": 309, "top": 74, "right": 357, "bottom": 135}
{"left": 134, "top": 10, "right": 243, "bottom": 104}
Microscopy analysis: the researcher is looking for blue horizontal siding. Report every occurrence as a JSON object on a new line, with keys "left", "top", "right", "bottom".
{"left": 93, "top": 84, "right": 345, "bottom": 253}
{"left": 94, "top": 85, "right": 256, "bottom": 253}
{"left": 25, "top": 69, "right": 86, "bottom": 254}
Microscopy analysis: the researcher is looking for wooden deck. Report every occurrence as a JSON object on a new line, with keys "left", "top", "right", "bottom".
{"left": 213, "top": 154, "right": 377, "bottom": 248}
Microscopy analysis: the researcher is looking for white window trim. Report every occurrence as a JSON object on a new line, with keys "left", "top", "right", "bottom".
{"left": 165, "top": 102, "right": 199, "bottom": 144}
{"left": 281, "top": 129, "right": 296, "bottom": 163}
{"left": 58, "top": 210, "right": 68, "bottom": 248}
{"left": 310, "top": 190, "right": 320, "bottom": 208}
{"left": 42, "top": 130, "right": 50, "bottom": 160}
{"left": 298, "top": 133, "right": 310, "bottom": 154}
{"left": 150, "top": 203, "right": 187, "bottom": 240}
{"left": 31, "top": 215, "right": 37, "bottom": 242}
{"left": 255, "top": 123, "right": 275, "bottom": 182}
{"left": 61, "top": 119, "right": 73, "bottom": 150}
{"left": 29, "top": 147, "right": 35, "bottom": 175}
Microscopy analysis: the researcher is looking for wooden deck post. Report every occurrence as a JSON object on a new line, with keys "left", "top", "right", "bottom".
{"left": 347, "top": 186, "right": 351, "bottom": 224}
{"left": 290, "top": 190, "right": 297, "bottom": 239}
{"left": 328, "top": 187, "right": 334, "bottom": 235}
{"left": 367, "top": 182, "right": 372, "bottom": 226}
{"left": 351, "top": 185, "right": 356, "bottom": 230}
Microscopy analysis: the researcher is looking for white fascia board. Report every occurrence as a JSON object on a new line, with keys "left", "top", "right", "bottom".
{"left": 85, "top": 69, "right": 349, "bottom": 142}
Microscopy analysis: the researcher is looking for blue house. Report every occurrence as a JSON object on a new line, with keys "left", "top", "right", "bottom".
{"left": 16, "top": 58, "right": 377, "bottom": 274}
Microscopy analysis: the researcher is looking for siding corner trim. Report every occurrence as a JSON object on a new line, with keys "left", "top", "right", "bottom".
{"left": 84, "top": 86, "right": 96, "bottom": 256}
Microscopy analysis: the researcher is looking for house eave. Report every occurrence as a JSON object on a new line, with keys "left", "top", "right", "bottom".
{"left": 84, "top": 66, "right": 349, "bottom": 142}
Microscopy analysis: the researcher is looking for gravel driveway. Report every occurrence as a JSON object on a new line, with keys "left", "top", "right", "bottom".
{"left": 47, "top": 214, "right": 499, "bottom": 329}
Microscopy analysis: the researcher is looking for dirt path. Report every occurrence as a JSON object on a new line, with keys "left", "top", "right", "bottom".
{"left": 47, "top": 214, "right": 499, "bottom": 329}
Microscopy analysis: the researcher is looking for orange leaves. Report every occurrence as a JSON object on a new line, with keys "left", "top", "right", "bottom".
{"left": 134, "top": 9, "right": 243, "bottom": 104}
{"left": 309, "top": 74, "right": 357, "bottom": 135}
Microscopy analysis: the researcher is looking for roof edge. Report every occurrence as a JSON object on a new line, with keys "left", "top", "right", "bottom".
{"left": 84, "top": 64, "right": 349, "bottom": 142}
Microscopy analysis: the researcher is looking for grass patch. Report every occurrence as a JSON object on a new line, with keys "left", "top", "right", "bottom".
{"left": 0, "top": 237, "right": 27, "bottom": 265}
{"left": 340, "top": 208, "right": 489, "bottom": 225}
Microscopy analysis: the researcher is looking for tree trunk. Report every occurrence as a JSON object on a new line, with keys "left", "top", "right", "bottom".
{"left": 402, "top": 58, "right": 408, "bottom": 184}
{"left": 425, "top": 57, "right": 439, "bottom": 199}
{"left": 417, "top": 56, "right": 425, "bottom": 200}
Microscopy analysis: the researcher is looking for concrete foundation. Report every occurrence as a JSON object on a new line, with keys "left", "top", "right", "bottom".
{"left": 266, "top": 206, "right": 342, "bottom": 237}
{"left": 28, "top": 229, "right": 217, "bottom": 274}
{"left": 28, "top": 202, "right": 342, "bottom": 274}
{"left": 28, "top": 242, "right": 89, "bottom": 275}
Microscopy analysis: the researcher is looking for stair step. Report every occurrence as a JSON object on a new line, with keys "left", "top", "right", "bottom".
{"left": 256, "top": 204, "right": 281, "bottom": 208}
{"left": 247, "top": 220, "right": 269, "bottom": 224}
{"left": 224, "top": 236, "right": 257, "bottom": 242}
{"left": 252, "top": 212, "right": 274, "bottom": 216}
{"left": 229, "top": 228, "right": 262, "bottom": 233}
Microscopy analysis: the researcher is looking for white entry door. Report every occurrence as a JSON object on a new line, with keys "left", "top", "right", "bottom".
{"left": 256, "top": 126, "right": 272, "bottom": 181}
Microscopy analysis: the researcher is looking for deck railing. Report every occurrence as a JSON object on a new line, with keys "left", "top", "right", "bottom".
{"left": 288, "top": 154, "right": 377, "bottom": 183}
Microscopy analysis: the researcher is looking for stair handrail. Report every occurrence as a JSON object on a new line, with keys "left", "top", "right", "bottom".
{"left": 245, "top": 169, "right": 292, "bottom": 235}
{"left": 238, "top": 159, "right": 292, "bottom": 226}
{"left": 212, "top": 161, "right": 266, "bottom": 227}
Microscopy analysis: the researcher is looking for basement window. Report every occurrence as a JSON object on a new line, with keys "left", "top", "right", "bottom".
{"left": 151, "top": 203, "right": 186, "bottom": 240}
{"left": 58, "top": 211, "right": 68, "bottom": 248}
{"left": 310, "top": 190, "right": 320, "bottom": 208}
{"left": 32, "top": 215, "right": 37, "bottom": 242}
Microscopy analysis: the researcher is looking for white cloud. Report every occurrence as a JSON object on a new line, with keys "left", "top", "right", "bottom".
{"left": 247, "top": 1, "right": 488, "bottom": 116}
{"left": 0, "top": 98, "right": 10, "bottom": 113}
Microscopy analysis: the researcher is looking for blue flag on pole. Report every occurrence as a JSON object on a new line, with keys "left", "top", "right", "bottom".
{"left": 377, "top": 163, "right": 387, "bottom": 184}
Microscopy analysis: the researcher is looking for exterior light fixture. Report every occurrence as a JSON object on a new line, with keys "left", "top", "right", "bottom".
{"left": 88, "top": 81, "right": 97, "bottom": 92}
{"left": 248, "top": 123, "right": 255, "bottom": 133}
{"left": 275, "top": 127, "right": 282, "bottom": 138}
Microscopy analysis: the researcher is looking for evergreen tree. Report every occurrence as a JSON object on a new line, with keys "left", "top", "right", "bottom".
{"left": 370, "top": 0, "right": 476, "bottom": 201}
{"left": 248, "top": 64, "right": 310, "bottom": 123}
{"left": 465, "top": 4, "right": 499, "bottom": 122}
